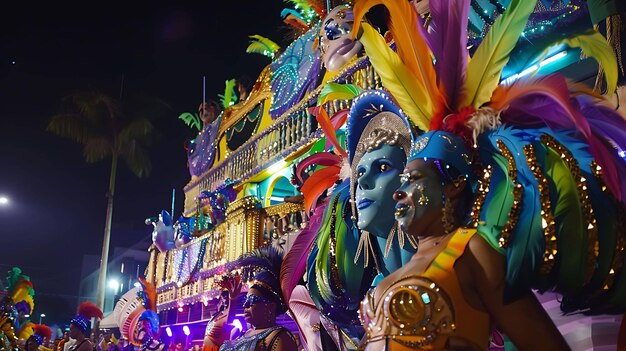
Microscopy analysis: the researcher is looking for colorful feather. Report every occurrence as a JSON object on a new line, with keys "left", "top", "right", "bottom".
{"left": 356, "top": 22, "right": 432, "bottom": 131}
{"left": 218, "top": 79, "right": 238, "bottom": 108}
{"left": 461, "top": 0, "right": 537, "bottom": 109}
{"left": 18, "top": 322, "right": 35, "bottom": 340}
{"left": 537, "top": 30, "right": 618, "bottom": 95}
{"left": 428, "top": 0, "right": 470, "bottom": 109}
{"left": 299, "top": 165, "right": 340, "bottom": 212}
{"left": 246, "top": 35, "right": 280, "bottom": 59}
{"left": 77, "top": 301, "right": 103, "bottom": 319}
{"left": 138, "top": 277, "right": 157, "bottom": 311}
{"left": 280, "top": 197, "right": 329, "bottom": 304}
{"left": 476, "top": 152, "right": 512, "bottom": 253}
{"left": 316, "top": 107, "right": 347, "bottom": 158}
{"left": 353, "top": 0, "right": 440, "bottom": 122}
{"left": 317, "top": 83, "right": 362, "bottom": 106}
{"left": 493, "top": 75, "right": 623, "bottom": 201}
{"left": 542, "top": 144, "right": 586, "bottom": 294}
{"left": 33, "top": 324, "right": 52, "bottom": 340}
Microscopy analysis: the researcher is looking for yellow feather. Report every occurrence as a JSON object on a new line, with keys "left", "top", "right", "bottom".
{"left": 359, "top": 23, "right": 432, "bottom": 131}
{"left": 539, "top": 30, "right": 618, "bottom": 95}
{"left": 352, "top": 0, "right": 439, "bottom": 108}
{"left": 461, "top": 0, "right": 537, "bottom": 108}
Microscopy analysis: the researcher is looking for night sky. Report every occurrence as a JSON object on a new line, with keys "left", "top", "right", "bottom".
{"left": 0, "top": 1, "right": 286, "bottom": 325}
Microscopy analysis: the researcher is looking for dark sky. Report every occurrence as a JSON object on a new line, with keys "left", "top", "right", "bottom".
{"left": 0, "top": 1, "right": 285, "bottom": 324}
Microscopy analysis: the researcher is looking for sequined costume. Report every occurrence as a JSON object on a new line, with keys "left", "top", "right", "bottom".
{"left": 218, "top": 326, "right": 290, "bottom": 351}
{"left": 359, "top": 228, "right": 490, "bottom": 350}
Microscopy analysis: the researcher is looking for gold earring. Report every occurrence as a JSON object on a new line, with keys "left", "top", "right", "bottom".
{"left": 417, "top": 184, "right": 429, "bottom": 206}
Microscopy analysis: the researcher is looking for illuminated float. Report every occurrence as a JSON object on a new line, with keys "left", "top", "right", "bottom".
{"left": 136, "top": 1, "right": 625, "bottom": 350}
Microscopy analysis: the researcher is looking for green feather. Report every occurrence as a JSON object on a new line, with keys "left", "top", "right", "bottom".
{"left": 246, "top": 35, "right": 280, "bottom": 59}
{"left": 544, "top": 146, "right": 586, "bottom": 295}
{"left": 218, "top": 79, "right": 238, "bottom": 108}
{"left": 317, "top": 83, "right": 362, "bottom": 106}
{"left": 537, "top": 29, "right": 618, "bottom": 94}
{"left": 477, "top": 154, "right": 513, "bottom": 254}
{"left": 462, "top": 0, "right": 537, "bottom": 108}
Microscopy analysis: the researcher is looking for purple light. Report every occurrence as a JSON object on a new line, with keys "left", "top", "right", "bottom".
{"left": 165, "top": 327, "right": 172, "bottom": 337}
{"left": 231, "top": 319, "right": 243, "bottom": 333}
{"left": 182, "top": 326, "right": 190, "bottom": 336}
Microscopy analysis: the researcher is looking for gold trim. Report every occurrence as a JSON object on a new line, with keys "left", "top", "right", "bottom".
{"left": 524, "top": 143, "right": 557, "bottom": 276}
{"left": 542, "top": 135, "right": 598, "bottom": 284}
{"left": 496, "top": 140, "right": 522, "bottom": 248}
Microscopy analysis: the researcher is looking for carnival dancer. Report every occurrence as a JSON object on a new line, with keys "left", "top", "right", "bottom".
{"left": 202, "top": 277, "right": 240, "bottom": 351}
{"left": 25, "top": 325, "right": 52, "bottom": 351}
{"left": 134, "top": 278, "right": 165, "bottom": 351}
{"left": 220, "top": 247, "right": 297, "bottom": 351}
{"left": 350, "top": 0, "right": 626, "bottom": 349}
{"left": 69, "top": 303, "right": 102, "bottom": 351}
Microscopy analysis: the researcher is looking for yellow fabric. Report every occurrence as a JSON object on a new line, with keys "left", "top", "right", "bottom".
{"left": 422, "top": 228, "right": 491, "bottom": 350}
{"left": 359, "top": 228, "right": 491, "bottom": 350}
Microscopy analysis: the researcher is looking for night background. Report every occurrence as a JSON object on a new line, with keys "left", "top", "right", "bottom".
{"left": 0, "top": 1, "right": 286, "bottom": 326}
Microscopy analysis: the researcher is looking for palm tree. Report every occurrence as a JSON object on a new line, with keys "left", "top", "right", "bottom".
{"left": 47, "top": 89, "right": 169, "bottom": 311}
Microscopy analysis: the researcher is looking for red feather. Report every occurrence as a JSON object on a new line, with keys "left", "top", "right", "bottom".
{"left": 34, "top": 324, "right": 52, "bottom": 340}
{"left": 295, "top": 152, "right": 342, "bottom": 183}
{"left": 316, "top": 107, "right": 347, "bottom": 158}
{"left": 300, "top": 166, "right": 340, "bottom": 212}
{"left": 77, "top": 302, "right": 103, "bottom": 319}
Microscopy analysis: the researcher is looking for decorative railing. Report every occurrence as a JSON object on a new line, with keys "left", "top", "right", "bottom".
{"left": 153, "top": 198, "right": 307, "bottom": 310}
{"left": 183, "top": 58, "right": 381, "bottom": 214}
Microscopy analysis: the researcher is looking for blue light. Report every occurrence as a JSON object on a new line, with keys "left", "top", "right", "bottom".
{"left": 421, "top": 292, "right": 431, "bottom": 304}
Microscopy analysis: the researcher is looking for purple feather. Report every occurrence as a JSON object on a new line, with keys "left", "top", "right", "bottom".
{"left": 428, "top": 0, "right": 470, "bottom": 109}
{"left": 280, "top": 197, "right": 329, "bottom": 304}
{"left": 500, "top": 78, "right": 623, "bottom": 201}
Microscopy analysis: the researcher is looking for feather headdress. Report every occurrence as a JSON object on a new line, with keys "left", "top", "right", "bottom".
{"left": 352, "top": 0, "right": 626, "bottom": 312}
{"left": 31, "top": 324, "right": 52, "bottom": 345}
{"left": 237, "top": 246, "right": 288, "bottom": 314}
{"left": 71, "top": 302, "right": 103, "bottom": 336}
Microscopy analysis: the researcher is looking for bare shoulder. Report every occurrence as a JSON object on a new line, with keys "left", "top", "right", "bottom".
{"left": 462, "top": 233, "right": 506, "bottom": 287}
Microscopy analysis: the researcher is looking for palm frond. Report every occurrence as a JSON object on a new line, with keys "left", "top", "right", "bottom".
{"left": 83, "top": 137, "right": 113, "bottom": 163}
{"left": 119, "top": 141, "right": 152, "bottom": 178}
{"left": 178, "top": 112, "right": 202, "bottom": 131}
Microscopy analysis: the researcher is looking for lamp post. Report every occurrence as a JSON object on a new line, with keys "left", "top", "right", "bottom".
{"left": 39, "top": 313, "right": 45, "bottom": 324}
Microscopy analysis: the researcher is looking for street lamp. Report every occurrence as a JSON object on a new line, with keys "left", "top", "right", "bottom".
{"left": 108, "top": 279, "right": 120, "bottom": 292}
{"left": 39, "top": 313, "right": 46, "bottom": 324}
{"left": 0, "top": 196, "right": 9, "bottom": 206}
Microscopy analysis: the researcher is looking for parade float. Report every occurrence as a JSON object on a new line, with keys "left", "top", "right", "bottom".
{"left": 137, "top": 0, "right": 625, "bottom": 349}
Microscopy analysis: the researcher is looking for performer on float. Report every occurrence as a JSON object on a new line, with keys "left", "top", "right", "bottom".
{"left": 69, "top": 302, "right": 102, "bottom": 351}
{"left": 133, "top": 278, "right": 164, "bottom": 351}
{"left": 25, "top": 325, "right": 52, "bottom": 351}
{"left": 350, "top": 0, "right": 626, "bottom": 349}
{"left": 202, "top": 276, "right": 240, "bottom": 351}
{"left": 220, "top": 247, "right": 297, "bottom": 351}
{"left": 347, "top": 90, "right": 418, "bottom": 280}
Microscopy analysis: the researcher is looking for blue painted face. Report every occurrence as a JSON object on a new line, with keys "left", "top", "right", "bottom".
{"left": 355, "top": 144, "right": 406, "bottom": 234}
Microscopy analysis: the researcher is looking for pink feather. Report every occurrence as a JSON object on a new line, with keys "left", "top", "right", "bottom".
{"left": 280, "top": 197, "right": 329, "bottom": 304}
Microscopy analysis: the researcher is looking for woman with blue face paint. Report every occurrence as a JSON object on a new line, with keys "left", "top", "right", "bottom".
{"left": 347, "top": 91, "right": 418, "bottom": 281}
